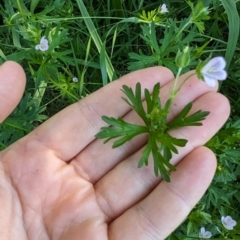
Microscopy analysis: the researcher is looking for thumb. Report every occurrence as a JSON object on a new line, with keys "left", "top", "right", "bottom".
{"left": 0, "top": 61, "right": 26, "bottom": 123}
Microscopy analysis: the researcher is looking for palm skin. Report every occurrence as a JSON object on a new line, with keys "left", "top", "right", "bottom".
{"left": 0, "top": 61, "right": 230, "bottom": 240}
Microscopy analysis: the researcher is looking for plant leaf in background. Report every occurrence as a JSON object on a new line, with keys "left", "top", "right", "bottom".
{"left": 0, "top": 93, "right": 47, "bottom": 150}
{"left": 76, "top": 0, "right": 116, "bottom": 83}
{"left": 221, "top": 0, "right": 240, "bottom": 69}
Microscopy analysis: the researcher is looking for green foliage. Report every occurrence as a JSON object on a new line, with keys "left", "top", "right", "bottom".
{"left": 76, "top": 0, "right": 116, "bottom": 83}
{"left": 127, "top": 16, "right": 206, "bottom": 73}
{"left": 221, "top": 0, "right": 240, "bottom": 69}
{"left": 96, "top": 116, "right": 147, "bottom": 148}
{"left": 138, "top": 8, "right": 166, "bottom": 23}
{"left": 0, "top": 93, "right": 47, "bottom": 150}
{"left": 96, "top": 82, "right": 209, "bottom": 182}
{"left": 187, "top": 0, "right": 210, "bottom": 33}
{"left": 187, "top": 210, "right": 212, "bottom": 235}
{"left": 167, "top": 102, "right": 209, "bottom": 129}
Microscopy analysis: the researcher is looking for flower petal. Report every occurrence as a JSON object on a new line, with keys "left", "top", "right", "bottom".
{"left": 212, "top": 56, "right": 226, "bottom": 70}
{"left": 202, "top": 56, "right": 226, "bottom": 72}
{"left": 221, "top": 216, "right": 237, "bottom": 230}
{"left": 41, "top": 39, "right": 48, "bottom": 45}
{"left": 225, "top": 216, "right": 232, "bottom": 222}
{"left": 201, "top": 56, "right": 227, "bottom": 87}
{"left": 160, "top": 4, "right": 168, "bottom": 13}
{"left": 202, "top": 70, "right": 227, "bottom": 81}
{"left": 203, "top": 75, "right": 216, "bottom": 87}
{"left": 205, "top": 231, "right": 212, "bottom": 238}
{"left": 72, "top": 77, "right": 78, "bottom": 82}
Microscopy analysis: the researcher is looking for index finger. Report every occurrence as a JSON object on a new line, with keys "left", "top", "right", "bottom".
{"left": 29, "top": 67, "right": 174, "bottom": 161}
{"left": 0, "top": 61, "right": 26, "bottom": 123}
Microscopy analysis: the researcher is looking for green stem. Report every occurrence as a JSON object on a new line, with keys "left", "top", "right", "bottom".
{"left": 175, "top": 72, "right": 196, "bottom": 95}
{"left": 174, "top": 18, "right": 192, "bottom": 40}
{"left": 16, "top": 0, "right": 23, "bottom": 17}
{"left": 148, "top": 23, "right": 154, "bottom": 54}
{"left": 4, "top": 121, "right": 31, "bottom": 132}
{"left": 170, "top": 67, "right": 182, "bottom": 99}
{"left": 165, "top": 67, "right": 183, "bottom": 114}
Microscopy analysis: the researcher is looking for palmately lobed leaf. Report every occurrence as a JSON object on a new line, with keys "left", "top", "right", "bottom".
{"left": 96, "top": 82, "right": 209, "bottom": 182}
{"left": 167, "top": 102, "right": 210, "bottom": 129}
{"left": 95, "top": 115, "right": 148, "bottom": 148}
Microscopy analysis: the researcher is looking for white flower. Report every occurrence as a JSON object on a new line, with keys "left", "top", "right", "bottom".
{"left": 160, "top": 4, "right": 168, "bottom": 13}
{"left": 221, "top": 216, "right": 237, "bottom": 230}
{"left": 72, "top": 77, "right": 78, "bottom": 82}
{"left": 35, "top": 36, "right": 49, "bottom": 52}
{"left": 201, "top": 56, "right": 227, "bottom": 87}
{"left": 199, "top": 227, "right": 212, "bottom": 239}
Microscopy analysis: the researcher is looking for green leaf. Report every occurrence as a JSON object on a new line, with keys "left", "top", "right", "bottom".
{"left": 95, "top": 116, "right": 147, "bottom": 148}
{"left": 167, "top": 102, "right": 210, "bottom": 129}
{"left": 76, "top": 0, "right": 116, "bottom": 82}
{"left": 145, "top": 82, "right": 160, "bottom": 115}
{"left": 100, "top": 42, "right": 108, "bottom": 85}
{"left": 121, "top": 83, "right": 148, "bottom": 124}
{"left": 96, "top": 83, "right": 207, "bottom": 182}
{"left": 154, "top": 156, "right": 170, "bottom": 182}
{"left": 157, "top": 133, "right": 188, "bottom": 155}
{"left": 128, "top": 51, "right": 160, "bottom": 71}
{"left": 150, "top": 136, "right": 177, "bottom": 182}
{"left": 138, "top": 138, "right": 152, "bottom": 167}
{"left": 140, "top": 23, "right": 160, "bottom": 54}
{"left": 163, "top": 147, "right": 172, "bottom": 162}
{"left": 30, "top": 0, "right": 40, "bottom": 13}
{"left": 221, "top": 0, "right": 240, "bottom": 69}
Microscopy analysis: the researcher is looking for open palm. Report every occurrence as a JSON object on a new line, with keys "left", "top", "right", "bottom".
{"left": 0, "top": 62, "right": 230, "bottom": 240}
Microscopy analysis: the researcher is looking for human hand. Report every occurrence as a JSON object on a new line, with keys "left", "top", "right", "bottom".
{"left": 0, "top": 61, "right": 230, "bottom": 240}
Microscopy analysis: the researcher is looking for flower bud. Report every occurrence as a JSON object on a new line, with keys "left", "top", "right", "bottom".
{"left": 175, "top": 46, "right": 191, "bottom": 68}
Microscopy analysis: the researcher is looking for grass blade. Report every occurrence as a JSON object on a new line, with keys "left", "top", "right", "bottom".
{"left": 221, "top": 0, "right": 240, "bottom": 69}
{"left": 76, "top": 0, "right": 116, "bottom": 83}
{"left": 30, "top": 0, "right": 40, "bottom": 13}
